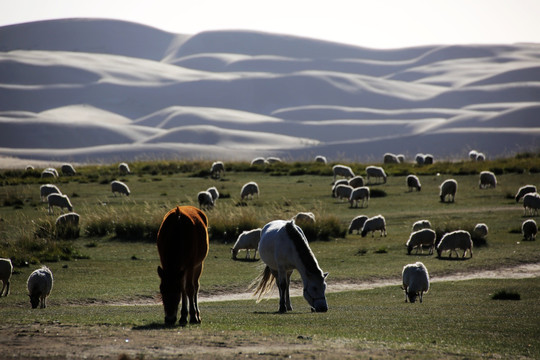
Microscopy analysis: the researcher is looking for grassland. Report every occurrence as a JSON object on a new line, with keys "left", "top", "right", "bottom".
{"left": 0, "top": 157, "right": 539, "bottom": 359}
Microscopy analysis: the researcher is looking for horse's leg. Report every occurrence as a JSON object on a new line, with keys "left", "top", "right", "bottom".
{"left": 178, "top": 273, "right": 189, "bottom": 326}
{"left": 285, "top": 271, "right": 293, "bottom": 311}
{"left": 274, "top": 269, "right": 288, "bottom": 313}
{"left": 187, "top": 264, "right": 203, "bottom": 324}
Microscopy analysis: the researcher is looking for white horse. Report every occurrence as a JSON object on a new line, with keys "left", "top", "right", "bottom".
{"left": 253, "top": 220, "right": 328, "bottom": 313}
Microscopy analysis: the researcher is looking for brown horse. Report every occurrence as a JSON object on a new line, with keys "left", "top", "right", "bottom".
{"left": 157, "top": 206, "right": 209, "bottom": 326}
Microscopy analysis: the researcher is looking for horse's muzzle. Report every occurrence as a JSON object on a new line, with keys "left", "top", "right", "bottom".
{"left": 312, "top": 299, "right": 328, "bottom": 313}
{"left": 164, "top": 315, "right": 177, "bottom": 325}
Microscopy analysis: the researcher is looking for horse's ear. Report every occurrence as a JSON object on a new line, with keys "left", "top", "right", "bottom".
{"left": 323, "top": 272, "right": 329, "bottom": 279}
{"left": 157, "top": 266, "right": 164, "bottom": 279}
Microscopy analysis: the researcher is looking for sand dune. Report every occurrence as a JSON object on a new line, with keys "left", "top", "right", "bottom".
{"left": 0, "top": 18, "right": 539, "bottom": 166}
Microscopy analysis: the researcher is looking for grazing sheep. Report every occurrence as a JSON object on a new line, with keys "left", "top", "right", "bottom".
{"left": 293, "top": 212, "right": 316, "bottom": 224}
{"left": 348, "top": 215, "right": 368, "bottom": 234}
{"left": 331, "top": 180, "right": 349, "bottom": 196}
{"left": 361, "top": 215, "right": 387, "bottom": 237}
{"left": 251, "top": 157, "right": 267, "bottom": 166}
{"left": 197, "top": 191, "right": 214, "bottom": 208}
{"left": 332, "top": 164, "right": 355, "bottom": 183}
{"left": 240, "top": 181, "right": 260, "bottom": 200}
{"left": 47, "top": 194, "right": 73, "bottom": 214}
{"left": 366, "top": 166, "right": 387, "bottom": 184}
{"left": 40, "top": 184, "right": 61, "bottom": 202}
{"left": 0, "top": 258, "right": 13, "bottom": 297}
{"left": 210, "top": 161, "right": 225, "bottom": 178}
{"left": 334, "top": 184, "right": 354, "bottom": 201}
{"left": 412, "top": 220, "right": 432, "bottom": 232}
{"left": 118, "top": 162, "right": 130, "bottom": 174}
{"left": 206, "top": 186, "right": 219, "bottom": 203}
{"left": 231, "top": 228, "right": 262, "bottom": 260}
{"left": 522, "top": 219, "right": 537, "bottom": 241}
{"left": 402, "top": 262, "right": 430, "bottom": 303}
{"left": 523, "top": 192, "right": 540, "bottom": 216}
{"left": 55, "top": 212, "right": 80, "bottom": 227}
{"left": 266, "top": 157, "right": 282, "bottom": 164}
{"left": 41, "top": 170, "right": 57, "bottom": 179}
{"left": 474, "top": 223, "right": 489, "bottom": 239}
{"left": 515, "top": 185, "right": 537, "bottom": 203}
{"left": 61, "top": 163, "right": 76, "bottom": 176}
{"left": 46, "top": 168, "right": 59, "bottom": 177}
{"left": 383, "top": 153, "right": 400, "bottom": 164}
{"left": 476, "top": 153, "right": 486, "bottom": 161}
{"left": 415, "top": 153, "right": 425, "bottom": 165}
{"left": 469, "top": 150, "right": 478, "bottom": 160}
{"left": 315, "top": 155, "right": 327, "bottom": 164}
{"left": 27, "top": 266, "right": 54, "bottom": 309}
{"left": 406, "top": 229, "right": 436, "bottom": 255}
{"left": 349, "top": 186, "right": 370, "bottom": 208}
{"left": 348, "top": 176, "right": 365, "bottom": 188}
{"left": 397, "top": 154, "right": 405, "bottom": 163}
{"left": 406, "top": 175, "right": 421, "bottom": 192}
{"left": 479, "top": 171, "right": 497, "bottom": 189}
{"left": 439, "top": 179, "right": 458, "bottom": 203}
{"left": 436, "top": 230, "right": 473, "bottom": 258}
{"left": 111, "top": 180, "right": 130, "bottom": 197}
{"left": 26, "top": 165, "right": 34, "bottom": 171}
{"left": 423, "top": 154, "right": 434, "bottom": 165}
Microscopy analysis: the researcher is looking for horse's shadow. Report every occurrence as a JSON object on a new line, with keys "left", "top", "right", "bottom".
{"left": 132, "top": 322, "right": 169, "bottom": 331}
{"left": 436, "top": 256, "right": 472, "bottom": 261}
{"left": 233, "top": 258, "right": 260, "bottom": 263}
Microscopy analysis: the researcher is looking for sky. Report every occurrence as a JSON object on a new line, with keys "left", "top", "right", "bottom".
{"left": 2, "top": 0, "right": 540, "bottom": 49}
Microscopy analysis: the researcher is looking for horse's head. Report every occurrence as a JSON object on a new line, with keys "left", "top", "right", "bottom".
{"left": 157, "top": 266, "right": 181, "bottom": 325}
{"left": 303, "top": 272, "right": 329, "bottom": 313}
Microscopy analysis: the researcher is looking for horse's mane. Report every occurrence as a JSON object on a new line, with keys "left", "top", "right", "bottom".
{"left": 285, "top": 221, "right": 322, "bottom": 276}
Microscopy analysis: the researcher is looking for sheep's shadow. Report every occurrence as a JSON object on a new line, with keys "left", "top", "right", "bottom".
{"left": 436, "top": 256, "right": 472, "bottom": 261}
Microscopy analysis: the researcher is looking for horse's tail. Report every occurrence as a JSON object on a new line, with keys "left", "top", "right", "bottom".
{"left": 250, "top": 265, "right": 275, "bottom": 303}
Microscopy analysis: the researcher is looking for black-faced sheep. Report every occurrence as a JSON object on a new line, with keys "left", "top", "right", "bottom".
{"left": 366, "top": 166, "right": 387, "bottom": 184}
{"left": 40, "top": 184, "right": 61, "bottom": 202}
{"left": 383, "top": 153, "right": 400, "bottom": 164}
{"left": 412, "top": 220, "right": 432, "bottom": 232}
{"left": 523, "top": 192, "right": 540, "bottom": 216}
{"left": 332, "top": 165, "right": 355, "bottom": 183}
{"left": 402, "top": 262, "right": 430, "bottom": 303}
{"left": 111, "top": 180, "right": 130, "bottom": 196}
{"left": 479, "top": 171, "right": 497, "bottom": 189}
{"left": 437, "top": 230, "right": 473, "bottom": 258}
{"left": 210, "top": 161, "right": 225, "bottom": 178}
{"left": 27, "top": 266, "right": 53, "bottom": 309}
{"left": 515, "top": 185, "right": 537, "bottom": 203}
{"left": 0, "top": 258, "right": 13, "bottom": 297}
{"left": 315, "top": 155, "right": 327, "bottom": 164}
{"left": 47, "top": 194, "right": 73, "bottom": 214}
{"left": 348, "top": 176, "right": 365, "bottom": 188}
{"left": 348, "top": 215, "right": 368, "bottom": 235}
{"left": 361, "top": 215, "right": 387, "bottom": 237}
{"left": 197, "top": 191, "right": 214, "bottom": 208}
{"left": 118, "top": 162, "right": 131, "bottom": 174}
{"left": 61, "top": 163, "right": 76, "bottom": 176}
{"left": 473, "top": 223, "right": 489, "bottom": 239}
{"left": 406, "top": 229, "right": 436, "bottom": 255}
{"left": 231, "top": 228, "right": 262, "bottom": 260}
{"left": 349, "top": 186, "right": 370, "bottom": 208}
{"left": 439, "top": 179, "right": 458, "bottom": 203}
{"left": 241, "top": 182, "right": 259, "bottom": 200}
{"left": 522, "top": 219, "right": 537, "bottom": 241}
{"left": 406, "top": 175, "right": 421, "bottom": 192}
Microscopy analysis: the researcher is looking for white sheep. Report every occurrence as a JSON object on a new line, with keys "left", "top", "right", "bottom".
{"left": 348, "top": 215, "right": 368, "bottom": 234}
{"left": 423, "top": 154, "right": 434, "bottom": 164}
{"left": 473, "top": 223, "right": 489, "bottom": 239}
{"left": 332, "top": 164, "right": 355, "bottom": 183}
{"left": 197, "top": 191, "right": 214, "bottom": 208}
{"left": 348, "top": 176, "right": 365, "bottom": 188}
{"left": 439, "top": 179, "right": 458, "bottom": 203}
{"left": 315, "top": 155, "right": 327, "bottom": 164}
{"left": 366, "top": 166, "right": 387, "bottom": 184}
{"left": 47, "top": 194, "right": 73, "bottom": 214}
{"left": 349, "top": 186, "right": 370, "bottom": 208}
{"left": 406, "top": 229, "right": 436, "bottom": 255}
{"left": 476, "top": 153, "right": 486, "bottom": 161}
{"left": 111, "top": 180, "right": 130, "bottom": 196}
{"left": 27, "top": 266, "right": 54, "bottom": 309}
{"left": 55, "top": 212, "right": 80, "bottom": 227}
{"left": 266, "top": 157, "right": 282, "bottom": 164}
{"left": 293, "top": 212, "right": 316, "bottom": 224}
{"left": 231, "top": 228, "right": 262, "bottom": 260}
{"left": 334, "top": 184, "right": 353, "bottom": 201}
{"left": 210, "top": 161, "right": 225, "bottom": 178}
{"left": 469, "top": 150, "right": 478, "bottom": 161}
{"left": 361, "top": 215, "right": 387, "bottom": 237}
{"left": 522, "top": 219, "right": 537, "bottom": 241}
{"left": 41, "top": 170, "right": 57, "bottom": 179}
{"left": 383, "top": 153, "right": 400, "bottom": 164}
{"left": 412, "top": 220, "right": 432, "bottom": 232}
{"left": 523, "top": 192, "right": 540, "bottom": 216}
{"left": 206, "top": 186, "right": 219, "bottom": 203}
{"left": 479, "top": 171, "right": 497, "bottom": 189}
{"left": 118, "top": 162, "right": 131, "bottom": 174}
{"left": 331, "top": 180, "right": 349, "bottom": 197}
{"left": 406, "top": 175, "right": 421, "bottom": 192}
{"left": 26, "top": 165, "right": 34, "bottom": 171}
{"left": 402, "top": 262, "right": 430, "bottom": 303}
{"left": 0, "top": 258, "right": 13, "bottom": 297}
{"left": 251, "top": 157, "right": 267, "bottom": 166}
{"left": 397, "top": 154, "right": 405, "bottom": 163}
{"left": 241, "top": 181, "right": 259, "bottom": 200}
{"left": 515, "top": 185, "right": 537, "bottom": 203}
{"left": 40, "top": 184, "right": 61, "bottom": 202}
{"left": 436, "top": 230, "right": 473, "bottom": 258}
{"left": 61, "top": 163, "right": 76, "bottom": 176}
{"left": 415, "top": 153, "right": 425, "bottom": 165}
